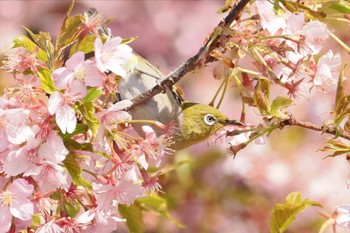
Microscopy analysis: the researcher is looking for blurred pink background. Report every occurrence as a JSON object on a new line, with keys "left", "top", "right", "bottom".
{"left": 1, "top": 1, "right": 350, "bottom": 233}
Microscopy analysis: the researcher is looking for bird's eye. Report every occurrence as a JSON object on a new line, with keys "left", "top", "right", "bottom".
{"left": 204, "top": 114, "right": 217, "bottom": 126}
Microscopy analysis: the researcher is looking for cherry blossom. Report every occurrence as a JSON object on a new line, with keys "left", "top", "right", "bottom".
{"left": 0, "top": 178, "right": 34, "bottom": 233}
{"left": 94, "top": 37, "right": 133, "bottom": 77}
{"left": 48, "top": 91, "right": 77, "bottom": 134}
{"left": 254, "top": 1, "right": 286, "bottom": 35}
{"left": 93, "top": 180, "right": 145, "bottom": 212}
{"left": 313, "top": 50, "right": 342, "bottom": 92}
{"left": 1, "top": 48, "right": 46, "bottom": 74}
{"left": 52, "top": 51, "right": 103, "bottom": 98}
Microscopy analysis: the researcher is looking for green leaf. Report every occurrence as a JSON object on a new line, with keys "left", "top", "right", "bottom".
{"left": 78, "top": 102, "right": 100, "bottom": 136}
{"left": 55, "top": 13, "right": 84, "bottom": 66}
{"left": 83, "top": 87, "right": 102, "bottom": 103}
{"left": 256, "top": 77, "right": 270, "bottom": 100}
{"left": 279, "top": 0, "right": 326, "bottom": 19}
{"left": 37, "top": 67, "right": 55, "bottom": 94}
{"left": 270, "top": 192, "right": 322, "bottom": 233}
{"left": 253, "top": 91, "right": 270, "bottom": 115}
{"left": 331, "top": 1, "right": 350, "bottom": 14}
{"left": 217, "top": 0, "right": 232, "bottom": 14}
{"left": 24, "top": 27, "right": 54, "bottom": 65}
{"left": 319, "top": 137, "right": 350, "bottom": 158}
{"left": 270, "top": 96, "right": 293, "bottom": 119}
{"left": 65, "top": 201, "right": 81, "bottom": 217}
{"left": 70, "top": 35, "right": 96, "bottom": 56}
{"left": 63, "top": 153, "right": 92, "bottom": 188}
{"left": 12, "top": 36, "right": 48, "bottom": 62}
{"left": 64, "top": 138, "right": 93, "bottom": 152}
{"left": 119, "top": 204, "right": 145, "bottom": 233}
{"left": 137, "top": 195, "right": 184, "bottom": 228}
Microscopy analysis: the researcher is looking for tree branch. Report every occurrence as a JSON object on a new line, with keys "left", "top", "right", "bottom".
{"left": 282, "top": 117, "right": 350, "bottom": 140}
{"left": 127, "top": 0, "right": 252, "bottom": 110}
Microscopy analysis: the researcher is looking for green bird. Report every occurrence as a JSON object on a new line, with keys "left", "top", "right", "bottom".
{"left": 118, "top": 53, "right": 242, "bottom": 150}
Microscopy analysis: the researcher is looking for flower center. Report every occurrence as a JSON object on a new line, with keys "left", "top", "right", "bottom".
{"left": 1, "top": 191, "right": 13, "bottom": 206}
{"left": 73, "top": 66, "right": 86, "bottom": 81}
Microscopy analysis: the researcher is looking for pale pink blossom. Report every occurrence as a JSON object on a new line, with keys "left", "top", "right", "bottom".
{"left": 32, "top": 161, "right": 70, "bottom": 193}
{"left": 1, "top": 48, "right": 46, "bottom": 74}
{"left": 3, "top": 136, "right": 41, "bottom": 176}
{"left": 0, "top": 108, "right": 32, "bottom": 146}
{"left": 95, "top": 100, "right": 132, "bottom": 147}
{"left": 132, "top": 125, "right": 171, "bottom": 169}
{"left": 299, "top": 21, "right": 330, "bottom": 56}
{"left": 3, "top": 130, "right": 68, "bottom": 177}
{"left": 94, "top": 37, "right": 133, "bottom": 77}
{"left": 52, "top": 51, "right": 102, "bottom": 98}
{"left": 313, "top": 50, "right": 342, "bottom": 92}
{"left": 79, "top": 208, "right": 125, "bottom": 233}
{"left": 48, "top": 91, "right": 77, "bottom": 134}
{"left": 93, "top": 180, "right": 144, "bottom": 212}
{"left": 37, "top": 132, "right": 69, "bottom": 163}
{"left": 0, "top": 179, "right": 34, "bottom": 232}
{"left": 335, "top": 204, "right": 350, "bottom": 229}
{"left": 254, "top": 1, "right": 286, "bottom": 35}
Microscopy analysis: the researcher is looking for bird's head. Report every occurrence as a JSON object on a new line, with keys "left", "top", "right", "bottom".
{"left": 171, "top": 102, "right": 242, "bottom": 150}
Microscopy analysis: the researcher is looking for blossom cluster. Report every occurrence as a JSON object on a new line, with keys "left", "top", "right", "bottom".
{"left": 214, "top": 1, "right": 343, "bottom": 101}
{"left": 0, "top": 12, "right": 171, "bottom": 232}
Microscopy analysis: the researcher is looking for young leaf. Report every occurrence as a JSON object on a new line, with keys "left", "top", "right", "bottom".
{"left": 253, "top": 90, "right": 270, "bottom": 115}
{"left": 319, "top": 137, "right": 350, "bottom": 158}
{"left": 78, "top": 102, "right": 100, "bottom": 136}
{"left": 270, "top": 192, "right": 322, "bottom": 233}
{"left": 70, "top": 35, "right": 95, "bottom": 57}
{"left": 37, "top": 67, "right": 55, "bottom": 94}
{"left": 83, "top": 87, "right": 102, "bottom": 103}
{"left": 23, "top": 27, "right": 54, "bottom": 65}
{"left": 270, "top": 96, "right": 293, "bottom": 119}
{"left": 63, "top": 153, "right": 92, "bottom": 188}
{"left": 119, "top": 204, "right": 144, "bottom": 233}
{"left": 331, "top": 1, "right": 350, "bottom": 14}
{"left": 279, "top": 0, "right": 326, "bottom": 19}
{"left": 64, "top": 200, "right": 81, "bottom": 217}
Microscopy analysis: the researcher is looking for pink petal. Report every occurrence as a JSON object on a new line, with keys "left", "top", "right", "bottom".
{"left": 66, "top": 51, "right": 85, "bottom": 70}
{"left": 10, "top": 198, "right": 34, "bottom": 220}
{"left": 94, "top": 38, "right": 106, "bottom": 73}
{"left": 109, "top": 100, "right": 132, "bottom": 112}
{"left": 3, "top": 148, "right": 31, "bottom": 176}
{"left": 8, "top": 178, "right": 34, "bottom": 197}
{"left": 0, "top": 205, "right": 11, "bottom": 233}
{"left": 56, "top": 104, "right": 76, "bottom": 134}
{"left": 70, "top": 79, "right": 87, "bottom": 99}
{"left": 38, "top": 133, "right": 69, "bottom": 163}
{"left": 52, "top": 67, "right": 73, "bottom": 89}
{"left": 48, "top": 92, "right": 63, "bottom": 115}
{"left": 82, "top": 61, "right": 104, "bottom": 87}
{"left": 0, "top": 129, "right": 9, "bottom": 152}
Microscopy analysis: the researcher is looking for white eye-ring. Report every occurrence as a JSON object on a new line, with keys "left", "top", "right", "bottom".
{"left": 204, "top": 114, "right": 217, "bottom": 126}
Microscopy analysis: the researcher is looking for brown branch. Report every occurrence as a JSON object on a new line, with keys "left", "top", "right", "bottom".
{"left": 127, "top": 0, "right": 252, "bottom": 110}
{"left": 282, "top": 117, "right": 350, "bottom": 140}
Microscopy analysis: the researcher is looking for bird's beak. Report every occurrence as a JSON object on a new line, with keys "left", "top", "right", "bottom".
{"left": 220, "top": 119, "right": 244, "bottom": 126}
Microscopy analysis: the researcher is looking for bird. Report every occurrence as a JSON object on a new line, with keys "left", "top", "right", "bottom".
{"left": 118, "top": 53, "right": 242, "bottom": 150}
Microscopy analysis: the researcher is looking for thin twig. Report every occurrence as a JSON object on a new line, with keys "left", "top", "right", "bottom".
{"left": 127, "top": 0, "right": 252, "bottom": 110}
{"left": 282, "top": 117, "right": 350, "bottom": 140}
